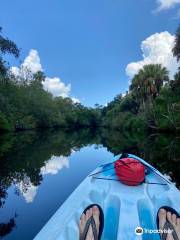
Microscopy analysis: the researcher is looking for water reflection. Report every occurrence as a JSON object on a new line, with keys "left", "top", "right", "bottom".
{"left": 0, "top": 128, "right": 179, "bottom": 239}
{"left": 100, "top": 130, "right": 180, "bottom": 187}
{"left": 18, "top": 180, "right": 38, "bottom": 203}
{"left": 41, "top": 156, "right": 69, "bottom": 176}
{"left": 17, "top": 155, "right": 69, "bottom": 203}
{"left": 0, "top": 216, "right": 16, "bottom": 238}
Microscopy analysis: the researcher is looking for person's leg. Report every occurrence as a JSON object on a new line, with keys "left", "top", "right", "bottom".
{"left": 158, "top": 208, "right": 180, "bottom": 240}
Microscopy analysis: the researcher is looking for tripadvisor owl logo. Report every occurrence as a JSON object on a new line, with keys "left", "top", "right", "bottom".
{"left": 135, "top": 226, "right": 144, "bottom": 235}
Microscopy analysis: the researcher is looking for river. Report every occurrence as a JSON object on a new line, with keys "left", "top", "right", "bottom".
{"left": 0, "top": 129, "right": 179, "bottom": 239}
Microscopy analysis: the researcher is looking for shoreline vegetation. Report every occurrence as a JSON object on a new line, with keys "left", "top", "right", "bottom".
{"left": 0, "top": 26, "right": 180, "bottom": 133}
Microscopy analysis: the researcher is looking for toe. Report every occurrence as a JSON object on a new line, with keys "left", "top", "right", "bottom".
{"left": 79, "top": 213, "right": 86, "bottom": 233}
{"left": 158, "top": 208, "right": 166, "bottom": 217}
{"left": 167, "top": 212, "right": 172, "bottom": 223}
{"left": 93, "top": 206, "right": 99, "bottom": 213}
{"left": 93, "top": 206, "right": 100, "bottom": 218}
{"left": 158, "top": 209, "right": 167, "bottom": 230}
{"left": 172, "top": 214, "right": 177, "bottom": 226}
{"left": 81, "top": 213, "right": 86, "bottom": 223}
{"left": 85, "top": 210, "right": 89, "bottom": 221}
{"left": 177, "top": 218, "right": 180, "bottom": 226}
{"left": 93, "top": 206, "right": 100, "bottom": 229}
{"left": 81, "top": 213, "right": 86, "bottom": 227}
{"left": 89, "top": 207, "right": 93, "bottom": 217}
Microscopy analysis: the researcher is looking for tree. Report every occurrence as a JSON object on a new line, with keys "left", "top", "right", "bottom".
{"left": 120, "top": 94, "right": 139, "bottom": 114}
{"left": 130, "top": 64, "right": 169, "bottom": 104}
{"left": 173, "top": 25, "right": 180, "bottom": 62}
{"left": 30, "top": 71, "right": 45, "bottom": 89}
{"left": 0, "top": 27, "right": 19, "bottom": 76}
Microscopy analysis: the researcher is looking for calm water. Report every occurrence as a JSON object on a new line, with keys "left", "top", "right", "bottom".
{"left": 0, "top": 129, "right": 179, "bottom": 239}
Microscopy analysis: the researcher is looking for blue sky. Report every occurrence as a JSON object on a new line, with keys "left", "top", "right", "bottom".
{"left": 0, "top": 0, "right": 180, "bottom": 106}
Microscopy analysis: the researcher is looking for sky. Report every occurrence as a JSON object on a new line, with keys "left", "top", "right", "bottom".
{"left": 0, "top": 0, "right": 180, "bottom": 106}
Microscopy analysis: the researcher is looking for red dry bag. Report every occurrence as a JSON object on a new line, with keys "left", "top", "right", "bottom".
{"left": 114, "top": 158, "right": 145, "bottom": 186}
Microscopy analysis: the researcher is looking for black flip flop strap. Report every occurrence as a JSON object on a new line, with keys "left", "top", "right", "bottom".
{"left": 91, "top": 217, "right": 98, "bottom": 240}
{"left": 162, "top": 221, "right": 169, "bottom": 240}
{"left": 162, "top": 221, "right": 179, "bottom": 240}
{"left": 80, "top": 216, "right": 98, "bottom": 240}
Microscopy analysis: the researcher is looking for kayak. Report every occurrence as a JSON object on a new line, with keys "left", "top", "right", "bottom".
{"left": 34, "top": 154, "right": 180, "bottom": 240}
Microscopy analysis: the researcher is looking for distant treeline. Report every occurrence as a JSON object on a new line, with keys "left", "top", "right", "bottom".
{"left": 0, "top": 27, "right": 102, "bottom": 131}
{"left": 0, "top": 26, "right": 180, "bottom": 133}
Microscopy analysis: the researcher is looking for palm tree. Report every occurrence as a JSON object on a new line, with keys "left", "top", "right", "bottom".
{"left": 130, "top": 64, "right": 169, "bottom": 104}
{"left": 173, "top": 25, "right": 180, "bottom": 62}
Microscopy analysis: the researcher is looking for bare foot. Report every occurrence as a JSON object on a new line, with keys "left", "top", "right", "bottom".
{"left": 79, "top": 206, "right": 100, "bottom": 240}
{"left": 158, "top": 208, "right": 180, "bottom": 240}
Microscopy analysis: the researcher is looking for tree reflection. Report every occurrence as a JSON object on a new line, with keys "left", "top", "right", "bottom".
{"left": 0, "top": 128, "right": 179, "bottom": 237}
{"left": 100, "top": 129, "right": 180, "bottom": 187}
{"left": 0, "top": 217, "right": 16, "bottom": 238}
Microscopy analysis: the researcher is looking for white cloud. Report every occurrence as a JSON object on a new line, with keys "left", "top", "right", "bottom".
{"left": 43, "top": 77, "right": 71, "bottom": 98}
{"left": 22, "top": 49, "right": 43, "bottom": 73}
{"left": 41, "top": 155, "right": 69, "bottom": 175}
{"left": 11, "top": 49, "right": 42, "bottom": 77}
{"left": 11, "top": 66, "right": 20, "bottom": 76}
{"left": 10, "top": 49, "right": 79, "bottom": 101}
{"left": 156, "top": 0, "right": 180, "bottom": 11}
{"left": 71, "top": 97, "right": 80, "bottom": 103}
{"left": 126, "top": 31, "right": 179, "bottom": 79}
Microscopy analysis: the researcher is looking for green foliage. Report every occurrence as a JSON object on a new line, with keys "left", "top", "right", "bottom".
{"left": 103, "top": 62, "right": 179, "bottom": 133}
{"left": 173, "top": 25, "right": 180, "bottom": 62}
{"left": 0, "top": 27, "right": 19, "bottom": 58}
{"left": 153, "top": 85, "right": 180, "bottom": 131}
{"left": 123, "top": 114, "right": 146, "bottom": 133}
{"left": 0, "top": 112, "right": 11, "bottom": 131}
{"left": 0, "top": 27, "right": 19, "bottom": 77}
{"left": 119, "top": 94, "right": 139, "bottom": 114}
{"left": 130, "top": 64, "right": 169, "bottom": 104}
{"left": 0, "top": 75, "right": 101, "bottom": 130}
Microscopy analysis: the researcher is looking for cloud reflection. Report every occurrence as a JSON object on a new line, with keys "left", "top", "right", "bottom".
{"left": 41, "top": 155, "right": 69, "bottom": 175}
{"left": 18, "top": 155, "right": 69, "bottom": 203}
{"left": 18, "top": 182, "right": 38, "bottom": 203}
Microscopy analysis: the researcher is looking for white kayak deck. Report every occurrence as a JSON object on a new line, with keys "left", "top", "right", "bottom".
{"left": 34, "top": 154, "right": 180, "bottom": 240}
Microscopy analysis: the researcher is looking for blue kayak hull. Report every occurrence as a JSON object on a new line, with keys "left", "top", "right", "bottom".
{"left": 34, "top": 154, "right": 180, "bottom": 240}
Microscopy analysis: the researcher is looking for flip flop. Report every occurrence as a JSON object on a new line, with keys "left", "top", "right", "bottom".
{"left": 79, "top": 204, "right": 104, "bottom": 240}
{"left": 157, "top": 206, "right": 180, "bottom": 240}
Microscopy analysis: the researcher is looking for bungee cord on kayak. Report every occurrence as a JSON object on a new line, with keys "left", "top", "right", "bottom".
{"left": 89, "top": 160, "right": 143, "bottom": 177}
{"left": 91, "top": 176, "right": 168, "bottom": 185}
{"left": 89, "top": 156, "right": 164, "bottom": 185}
{"left": 89, "top": 154, "right": 171, "bottom": 185}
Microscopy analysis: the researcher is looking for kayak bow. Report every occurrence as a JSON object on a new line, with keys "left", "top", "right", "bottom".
{"left": 34, "top": 154, "right": 180, "bottom": 240}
